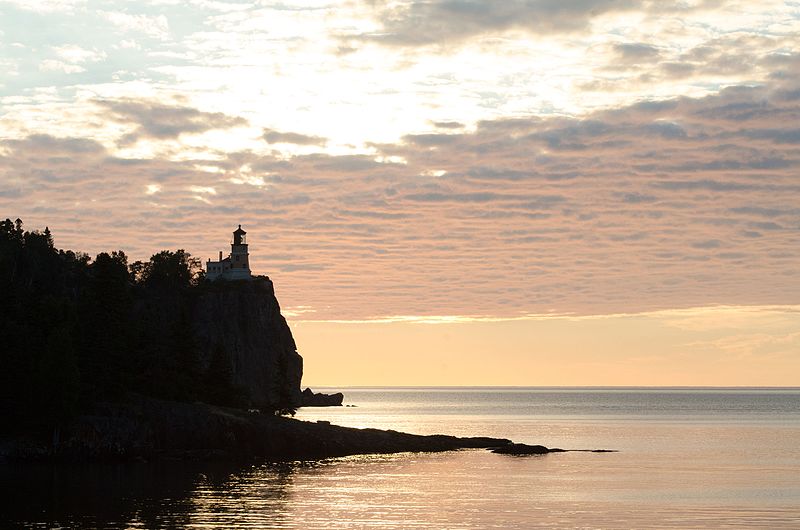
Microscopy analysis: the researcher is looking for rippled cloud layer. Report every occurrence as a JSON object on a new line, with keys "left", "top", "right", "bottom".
{"left": 1, "top": 0, "right": 798, "bottom": 321}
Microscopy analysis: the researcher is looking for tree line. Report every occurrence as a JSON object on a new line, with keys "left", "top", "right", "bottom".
{"left": 0, "top": 219, "right": 244, "bottom": 432}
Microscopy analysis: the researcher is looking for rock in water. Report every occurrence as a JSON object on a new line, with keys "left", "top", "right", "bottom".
{"left": 301, "top": 388, "right": 345, "bottom": 407}
{"left": 490, "top": 443, "right": 566, "bottom": 455}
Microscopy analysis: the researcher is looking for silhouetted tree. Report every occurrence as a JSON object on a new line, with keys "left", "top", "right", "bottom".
{"left": 77, "top": 251, "right": 133, "bottom": 401}
{"left": 0, "top": 219, "right": 84, "bottom": 424}
{"left": 141, "top": 249, "right": 202, "bottom": 290}
{"left": 128, "top": 259, "right": 146, "bottom": 284}
{"left": 1, "top": 219, "right": 256, "bottom": 433}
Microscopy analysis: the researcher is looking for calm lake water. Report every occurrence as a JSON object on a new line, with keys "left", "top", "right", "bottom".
{"left": 3, "top": 387, "right": 800, "bottom": 528}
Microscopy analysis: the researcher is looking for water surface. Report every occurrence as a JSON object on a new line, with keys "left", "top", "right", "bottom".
{"left": 3, "top": 388, "right": 799, "bottom": 528}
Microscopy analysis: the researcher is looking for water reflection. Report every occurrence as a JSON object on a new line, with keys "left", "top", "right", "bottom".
{"left": 187, "top": 462, "right": 303, "bottom": 528}
{"left": 0, "top": 460, "right": 303, "bottom": 529}
{"left": 3, "top": 448, "right": 800, "bottom": 529}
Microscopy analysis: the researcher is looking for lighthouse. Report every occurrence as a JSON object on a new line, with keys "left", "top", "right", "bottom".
{"left": 205, "top": 225, "right": 253, "bottom": 280}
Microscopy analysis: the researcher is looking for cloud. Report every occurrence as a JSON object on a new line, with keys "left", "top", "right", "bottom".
{"left": 617, "top": 192, "right": 658, "bottom": 204}
{"left": 730, "top": 206, "right": 800, "bottom": 218}
{"left": 350, "top": 0, "right": 747, "bottom": 51}
{"left": 263, "top": 128, "right": 327, "bottom": 146}
{"left": 402, "top": 133, "right": 461, "bottom": 147}
{"left": 643, "top": 121, "right": 687, "bottom": 139}
{"left": 301, "top": 154, "right": 395, "bottom": 174}
{"left": 98, "top": 11, "right": 170, "bottom": 39}
{"left": 592, "top": 32, "right": 797, "bottom": 94}
{"left": 652, "top": 180, "right": 761, "bottom": 192}
{"left": 3, "top": 60, "right": 800, "bottom": 320}
{"left": 95, "top": 99, "right": 247, "bottom": 145}
{"left": 2, "top": 0, "right": 85, "bottom": 14}
{"left": 38, "top": 44, "right": 107, "bottom": 74}
{"left": 612, "top": 43, "right": 662, "bottom": 64}
{"left": 741, "top": 128, "right": 800, "bottom": 144}
{"left": 52, "top": 44, "right": 106, "bottom": 64}
{"left": 432, "top": 121, "right": 465, "bottom": 129}
{"left": 357, "top": 0, "right": 641, "bottom": 46}
{"left": 39, "top": 60, "right": 85, "bottom": 74}
{"left": 3, "top": 134, "right": 105, "bottom": 156}
{"left": 749, "top": 221, "right": 783, "bottom": 231}
{"left": 691, "top": 239, "right": 722, "bottom": 249}
{"left": 403, "top": 191, "right": 511, "bottom": 203}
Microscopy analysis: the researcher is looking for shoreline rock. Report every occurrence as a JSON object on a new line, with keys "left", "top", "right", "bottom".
{"left": 490, "top": 443, "right": 566, "bottom": 455}
{"left": 0, "top": 396, "right": 510, "bottom": 462}
{"left": 490, "top": 443, "right": 618, "bottom": 455}
{"left": 300, "top": 388, "right": 344, "bottom": 407}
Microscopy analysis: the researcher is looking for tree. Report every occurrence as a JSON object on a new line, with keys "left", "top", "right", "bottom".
{"left": 129, "top": 260, "right": 146, "bottom": 284}
{"left": 141, "top": 249, "right": 202, "bottom": 289}
{"left": 76, "top": 251, "right": 134, "bottom": 400}
{"left": 1, "top": 220, "right": 245, "bottom": 430}
{"left": 43, "top": 227, "right": 53, "bottom": 249}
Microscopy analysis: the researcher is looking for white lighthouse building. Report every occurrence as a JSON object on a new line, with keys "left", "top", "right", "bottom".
{"left": 206, "top": 225, "right": 252, "bottom": 280}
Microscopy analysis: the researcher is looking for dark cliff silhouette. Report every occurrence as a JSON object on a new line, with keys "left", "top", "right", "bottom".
{"left": 0, "top": 219, "right": 516, "bottom": 461}
{"left": 0, "top": 218, "right": 302, "bottom": 437}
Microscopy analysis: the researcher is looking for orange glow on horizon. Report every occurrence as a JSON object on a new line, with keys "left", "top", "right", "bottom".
{"left": 292, "top": 305, "right": 800, "bottom": 387}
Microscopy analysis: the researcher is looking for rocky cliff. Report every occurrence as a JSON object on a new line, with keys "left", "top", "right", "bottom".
{"left": 192, "top": 277, "right": 303, "bottom": 408}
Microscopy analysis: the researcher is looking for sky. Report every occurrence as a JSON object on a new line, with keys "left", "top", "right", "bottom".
{"left": 1, "top": 0, "right": 799, "bottom": 385}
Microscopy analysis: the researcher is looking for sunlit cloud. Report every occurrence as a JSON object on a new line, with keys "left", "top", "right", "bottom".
{"left": 283, "top": 305, "right": 318, "bottom": 318}
{"left": 39, "top": 60, "right": 86, "bottom": 74}
{"left": 99, "top": 11, "right": 170, "bottom": 39}
{"left": 3, "top": 0, "right": 85, "bottom": 14}
{"left": 189, "top": 185, "right": 216, "bottom": 195}
{"left": 295, "top": 305, "right": 800, "bottom": 325}
{"left": 52, "top": 44, "right": 107, "bottom": 64}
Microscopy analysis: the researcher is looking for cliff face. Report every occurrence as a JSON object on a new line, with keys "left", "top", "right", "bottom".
{"left": 191, "top": 278, "right": 303, "bottom": 408}
{"left": 0, "top": 221, "right": 304, "bottom": 429}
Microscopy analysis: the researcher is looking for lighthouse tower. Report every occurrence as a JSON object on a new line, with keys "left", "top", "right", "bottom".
{"left": 228, "top": 225, "right": 251, "bottom": 279}
{"left": 205, "top": 225, "right": 253, "bottom": 280}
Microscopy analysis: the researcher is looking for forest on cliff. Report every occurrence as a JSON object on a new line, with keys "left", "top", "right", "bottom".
{"left": 0, "top": 219, "right": 259, "bottom": 432}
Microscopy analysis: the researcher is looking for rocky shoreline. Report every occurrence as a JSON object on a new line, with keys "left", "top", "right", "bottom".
{"left": 0, "top": 396, "right": 512, "bottom": 462}
{"left": 300, "top": 388, "right": 344, "bottom": 407}
{"left": 490, "top": 443, "right": 618, "bottom": 455}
